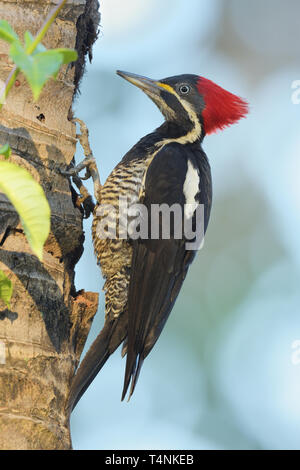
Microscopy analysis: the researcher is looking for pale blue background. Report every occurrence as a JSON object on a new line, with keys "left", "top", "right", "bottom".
{"left": 70, "top": 0, "right": 300, "bottom": 450}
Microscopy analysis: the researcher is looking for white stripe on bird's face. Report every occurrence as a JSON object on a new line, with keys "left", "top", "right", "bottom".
{"left": 156, "top": 83, "right": 202, "bottom": 145}
{"left": 178, "top": 98, "right": 202, "bottom": 144}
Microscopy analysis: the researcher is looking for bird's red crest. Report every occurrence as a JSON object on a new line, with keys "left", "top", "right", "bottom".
{"left": 197, "top": 77, "right": 249, "bottom": 135}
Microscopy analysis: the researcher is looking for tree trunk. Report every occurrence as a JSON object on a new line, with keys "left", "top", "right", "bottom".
{"left": 0, "top": 0, "right": 100, "bottom": 450}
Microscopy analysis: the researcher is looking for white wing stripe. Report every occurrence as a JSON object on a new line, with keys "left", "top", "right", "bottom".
{"left": 183, "top": 160, "right": 200, "bottom": 218}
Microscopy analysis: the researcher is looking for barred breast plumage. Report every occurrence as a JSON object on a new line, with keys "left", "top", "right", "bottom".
{"left": 92, "top": 158, "right": 147, "bottom": 319}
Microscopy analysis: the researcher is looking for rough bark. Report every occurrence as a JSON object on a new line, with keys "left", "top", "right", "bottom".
{"left": 0, "top": 0, "right": 100, "bottom": 450}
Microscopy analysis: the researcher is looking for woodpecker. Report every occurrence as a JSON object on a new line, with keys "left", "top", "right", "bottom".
{"left": 67, "top": 71, "right": 248, "bottom": 411}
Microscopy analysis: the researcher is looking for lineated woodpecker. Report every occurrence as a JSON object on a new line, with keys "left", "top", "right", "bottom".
{"left": 66, "top": 71, "right": 248, "bottom": 411}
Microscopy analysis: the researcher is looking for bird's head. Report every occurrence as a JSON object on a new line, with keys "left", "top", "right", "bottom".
{"left": 117, "top": 70, "right": 248, "bottom": 143}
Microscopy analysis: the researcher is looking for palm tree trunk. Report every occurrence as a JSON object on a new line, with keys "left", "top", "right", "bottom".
{"left": 0, "top": 0, "right": 100, "bottom": 450}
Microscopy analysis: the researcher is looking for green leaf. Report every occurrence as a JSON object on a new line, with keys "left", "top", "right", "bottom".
{"left": 0, "top": 161, "right": 50, "bottom": 260}
{"left": 0, "top": 20, "right": 19, "bottom": 44}
{"left": 24, "top": 31, "right": 47, "bottom": 55}
{"left": 0, "top": 270, "right": 12, "bottom": 308}
{"left": 51, "top": 48, "right": 78, "bottom": 64}
{"left": 9, "top": 42, "right": 63, "bottom": 100}
{"left": 0, "top": 144, "right": 11, "bottom": 159}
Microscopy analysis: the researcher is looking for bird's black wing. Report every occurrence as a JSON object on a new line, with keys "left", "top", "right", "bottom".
{"left": 122, "top": 142, "right": 211, "bottom": 400}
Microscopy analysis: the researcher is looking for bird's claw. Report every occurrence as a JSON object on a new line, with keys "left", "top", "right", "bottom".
{"left": 60, "top": 117, "right": 101, "bottom": 203}
{"left": 59, "top": 156, "right": 96, "bottom": 180}
{"left": 59, "top": 167, "right": 78, "bottom": 178}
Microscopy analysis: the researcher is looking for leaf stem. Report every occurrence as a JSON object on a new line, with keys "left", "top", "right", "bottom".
{"left": 26, "top": 0, "right": 68, "bottom": 55}
{"left": 0, "top": 67, "right": 19, "bottom": 109}
{"left": 0, "top": 0, "right": 68, "bottom": 110}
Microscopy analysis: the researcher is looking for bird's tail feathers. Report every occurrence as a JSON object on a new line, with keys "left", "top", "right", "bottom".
{"left": 121, "top": 353, "right": 144, "bottom": 401}
{"left": 67, "top": 314, "right": 127, "bottom": 414}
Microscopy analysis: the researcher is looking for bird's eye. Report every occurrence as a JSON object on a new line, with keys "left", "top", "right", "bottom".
{"left": 179, "top": 84, "right": 190, "bottom": 94}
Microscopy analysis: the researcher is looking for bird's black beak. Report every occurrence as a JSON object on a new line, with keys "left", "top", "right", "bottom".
{"left": 116, "top": 70, "right": 173, "bottom": 96}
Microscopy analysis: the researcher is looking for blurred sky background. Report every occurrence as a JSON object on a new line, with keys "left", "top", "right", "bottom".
{"left": 71, "top": 0, "right": 300, "bottom": 450}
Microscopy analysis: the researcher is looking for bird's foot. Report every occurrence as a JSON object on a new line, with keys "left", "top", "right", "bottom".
{"left": 59, "top": 157, "right": 97, "bottom": 218}
{"left": 60, "top": 117, "right": 101, "bottom": 206}
{"left": 72, "top": 174, "right": 95, "bottom": 218}
{"left": 60, "top": 156, "right": 96, "bottom": 180}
